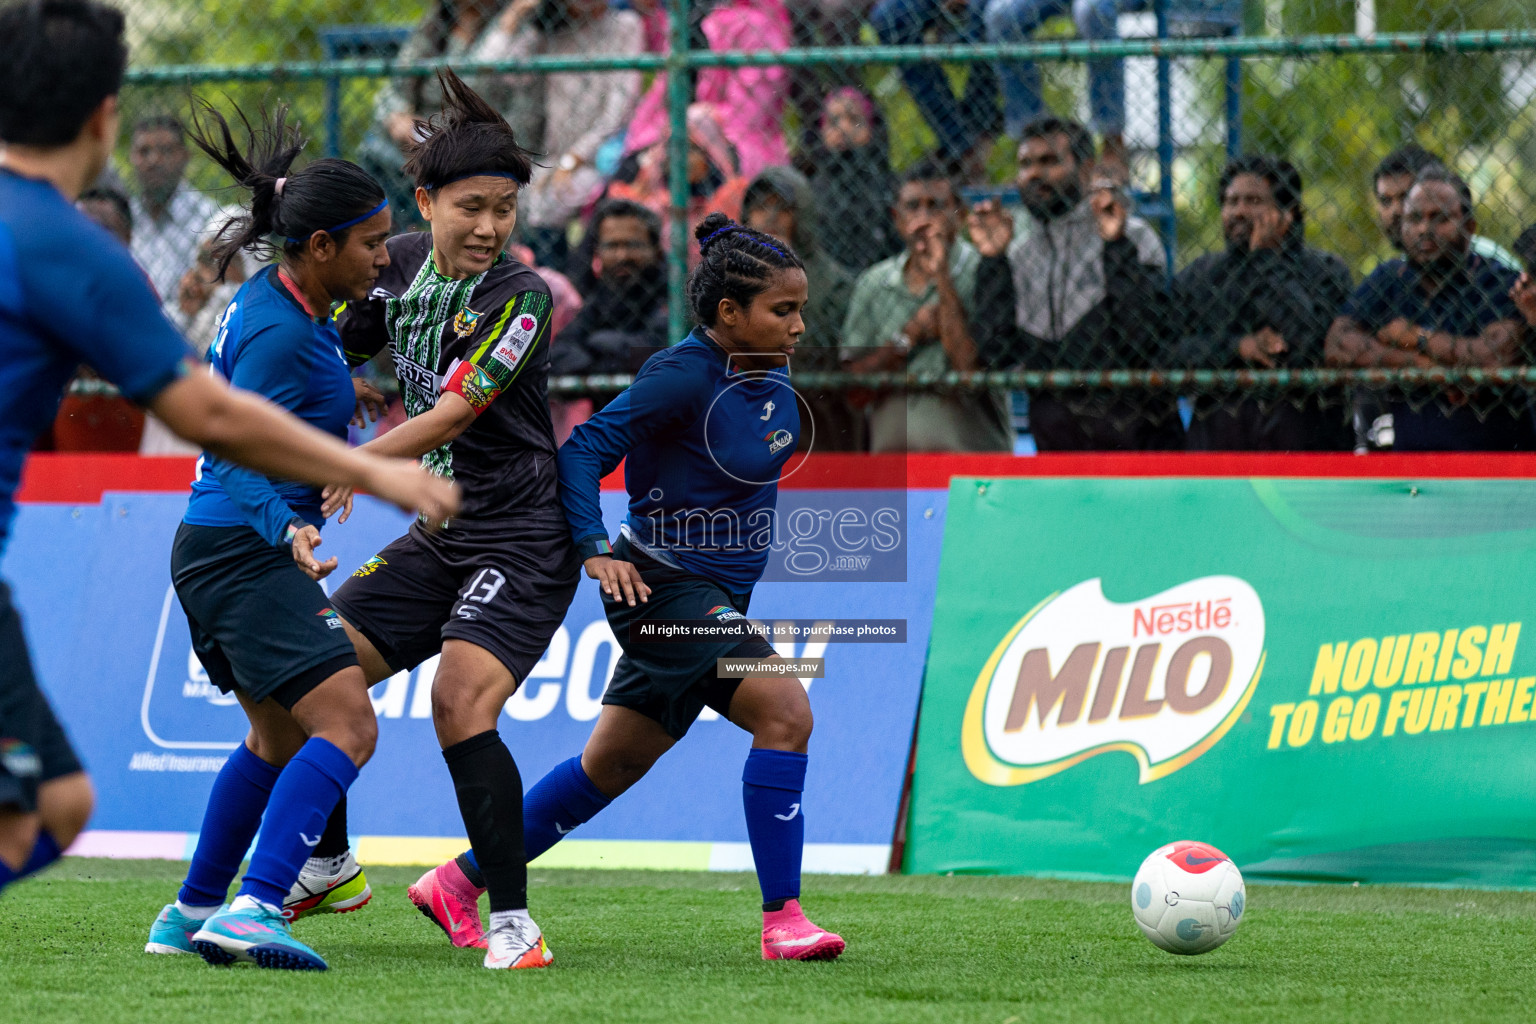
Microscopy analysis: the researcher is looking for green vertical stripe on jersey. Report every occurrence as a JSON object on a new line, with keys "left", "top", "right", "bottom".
{"left": 384, "top": 252, "right": 490, "bottom": 480}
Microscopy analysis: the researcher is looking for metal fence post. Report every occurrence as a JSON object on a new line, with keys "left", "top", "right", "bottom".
{"left": 667, "top": 0, "right": 692, "bottom": 346}
{"left": 1155, "top": 0, "right": 1177, "bottom": 271}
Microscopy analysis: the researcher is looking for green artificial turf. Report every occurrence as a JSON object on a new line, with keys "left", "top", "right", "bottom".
{"left": 2, "top": 859, "right": 1534, "bottom": 1023}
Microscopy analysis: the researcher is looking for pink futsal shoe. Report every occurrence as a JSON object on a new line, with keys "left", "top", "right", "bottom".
{"left": 761, "top": 899, "right": 845, "bottom": 961}
{"left": 408, "top": 861, "right": 488, "bottom": 949}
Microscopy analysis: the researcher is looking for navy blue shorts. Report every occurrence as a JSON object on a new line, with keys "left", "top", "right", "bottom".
{"left": 171, "top": 523, "right": 360, "bottom": 709}
{"left": 0, "top": 583, "right": 82, "bottom": 812}
{"left": 600, "top": 536, "right": 777, "bottom": 740}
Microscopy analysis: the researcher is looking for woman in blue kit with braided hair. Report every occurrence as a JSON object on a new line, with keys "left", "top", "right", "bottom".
{"left": 140, "top": 101, "right": 396, "bottom": 972}
{"left": 414, "top": 211, "right": 847, "bottom": 962}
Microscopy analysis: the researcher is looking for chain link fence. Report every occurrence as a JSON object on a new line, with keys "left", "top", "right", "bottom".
{"left": 61, "top": 0, "right": 1536, "bottom": 454}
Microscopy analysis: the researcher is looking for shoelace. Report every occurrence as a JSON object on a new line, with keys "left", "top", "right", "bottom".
{"left": 490, "top": 918, "right": 537, "bottom": 949}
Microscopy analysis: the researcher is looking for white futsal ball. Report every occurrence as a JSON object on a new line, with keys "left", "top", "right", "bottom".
{"left": 1131, "top": 840, "right": 1245, "bottom": 955}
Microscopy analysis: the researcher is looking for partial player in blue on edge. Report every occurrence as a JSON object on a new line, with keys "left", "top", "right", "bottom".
{"left": 0, "top": 1, "right": 456, "bottom": 908}
{"left": 414, "top": 212, "right": 847, "bottom": 962}
{"left": 143, "top": 101, "right": 397, "bottom": 972}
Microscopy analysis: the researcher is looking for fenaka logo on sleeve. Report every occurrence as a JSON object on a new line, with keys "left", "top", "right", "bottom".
{"left": 962, "top": 576, "right": 1265, "bottom": 787}
{"left": 491, "top": 313, "right": 540, "bottom": 372}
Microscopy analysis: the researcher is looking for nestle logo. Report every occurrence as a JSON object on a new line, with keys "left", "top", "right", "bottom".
{"left": 1133, "top": 599, "right": 1232, "bottom": 638}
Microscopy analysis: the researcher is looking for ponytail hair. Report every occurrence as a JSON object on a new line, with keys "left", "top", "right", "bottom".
{"left": 187, "top": 99, "right": 387, "bottom": 279}
{"left": 687, "top": 213, "right": 804, "bottom": 327}
{"left": 404, "top": 67, "right": 534, "bottom": 192}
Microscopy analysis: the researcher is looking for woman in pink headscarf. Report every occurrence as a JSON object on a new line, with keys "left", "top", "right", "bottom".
{"left": 623, "top": 0, "right": 790, "bottom": 180}
{"left": 607, "top": 103, "right": 748, "bottom": 266}
{"left": 696, "top": 0, "right": 790, "bottom": 178}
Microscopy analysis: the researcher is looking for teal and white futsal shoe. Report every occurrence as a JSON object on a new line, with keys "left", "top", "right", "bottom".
{"left": 145, "top": 903, "right": 217, "bottom": 955}
{"left": 192, "top": 896, "right": 328, "bottom": 970}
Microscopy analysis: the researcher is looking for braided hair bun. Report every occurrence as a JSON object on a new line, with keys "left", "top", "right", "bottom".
{"left": 688, "top": 214, "right": 804, "bottom": 326}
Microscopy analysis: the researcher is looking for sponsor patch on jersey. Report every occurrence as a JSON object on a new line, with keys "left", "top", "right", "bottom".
{"left": 351, "top": 555, "right": 387, "bottom": 578}
{"left": 490, "top": 313, "right": 541, "bottom": 372}
{"left": 710, "top": 605, "right": 745, "bottom": 623}
{"left": 453, "top": 307, "right": 484, "bottom": 339}
{"left": 395, "top": 353, "right": 440, "bottom": 400}
{"left": 766, "top": 428, "right": 794, "bottom": 455}
{"left": 316, "top": 607, "right": 346, "bottom": 630}
{"left": 446, "top": 360, "right": 503, "bottom": 413}
{"left": 0, "top": 738, "right": 42, "bottom": 779}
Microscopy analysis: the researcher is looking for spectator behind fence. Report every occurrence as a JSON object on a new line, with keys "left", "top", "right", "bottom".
{"left": 622, "top": 0, "right": 789, "bottom": 181}
{"left": 608, "top": 103, "right": 748, "bottom": 265}
{"left": 552, "top": 199, "right": 667, "bottom": 388}
{"left": 1173, "top": 155, "right": 1353, "bottom": 451}
{"left": 743, "top": 165, "right": 862, "bottom": 450}
{"left": 1326, "top": 168, "right": 1533, "bottom": 451}
{"left": 806, "top": 87, "right": 903, "bottom": 273}
{"left": 969, "top": 116, "right": 1181, "bottom": 450}
{"left": 77, "top": 186, "right": 131, "bottom": 245}
{"left": 475, "top": 0, "right": 644, "bottom": 267}
{"left": 139, "top": 211, "right": 252, "bottom": 457}
{"left": 1373, "top": 143, "right": 1520, "bottom": 271}
{"left": 840, "top": 158, "right": 1013, "bottom": 454}
{"left": 166, "top": 210, "right": 246, "bottom": 355}
{"left": 1512, "top": 224, "right": 1536, "bottom": 330}
{"left": 869, "top": 0, "right": 1001, "bottom": 169}
{"left": 784, "top": 0, "right": 875, "bottom": 159}
{"left": 52, "top": 189, "right": 145, "bottom": 452}
{"left": 358, "top": 0, "right": 510, "bottom": 228}
{"left": 697, "top": 0, "right": 791, "bottom": 180}
{"left": 126, "top": 114, "right": 218, "bottom": 302}
{"left": 983, "top": 0, "right": 1138, "bottom": 173}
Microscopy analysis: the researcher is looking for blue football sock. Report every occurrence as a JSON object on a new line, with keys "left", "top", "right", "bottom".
{"left": 0, "top": 829, "right": 63, "bottom": 892}
{"left": 21, "top": 829, "right": 61, "bottom": 877}
{"left": 179, "top": 743, "right": 281, "bottom": 906}
{"left": 522, "top": 755, "right": 612, "bottom": 862}
{"left": 742, "top": 748, "right": 808, "bottom": 908}
{"left": 237, "top": 737, "right": 357, "bottom": 909}
{"left": 459, "top": 755, "right": 612, "bottom": 880}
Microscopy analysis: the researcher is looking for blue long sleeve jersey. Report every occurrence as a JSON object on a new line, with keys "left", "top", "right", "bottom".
{"left": 183, "top": 267, "right": 358, "bottom": 547}
{"left": 558, "top": 329, "right": 800, "bottom": 594}
{"left": 0, "top": 169, "right": 191, "bottom": 554}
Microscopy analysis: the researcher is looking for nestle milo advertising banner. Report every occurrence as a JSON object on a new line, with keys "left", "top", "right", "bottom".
{"left": 908, "top": 476, "right": 1536, "bottom": 886}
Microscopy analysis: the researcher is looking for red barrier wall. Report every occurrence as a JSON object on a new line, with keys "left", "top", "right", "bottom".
{"left": 17, "top": 451, "right": 1536, "bottom": 504}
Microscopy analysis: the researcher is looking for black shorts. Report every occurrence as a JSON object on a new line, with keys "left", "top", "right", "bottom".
{"left": 331, "top": 510, "right": 579, "bottom": 683}
{"left": 601, "top": 536, "right": 777, "bottom": 740}
{"left": 0, "top": 583, "right": 83, "bottom": 812}
{"left": 171, "top": 523, "right": 360, "bottom": 709}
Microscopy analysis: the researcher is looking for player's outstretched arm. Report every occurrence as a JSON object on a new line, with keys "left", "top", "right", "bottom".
{"left": 149, "top": 367, "right": 459, "bottom": 520}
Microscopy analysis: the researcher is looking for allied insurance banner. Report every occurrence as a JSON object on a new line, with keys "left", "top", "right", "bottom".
{"left": 908, "top": 476, "right": 1536, "bottom": 886}
{"left": 6, "top": 483, "right": 944, "bottom": 872}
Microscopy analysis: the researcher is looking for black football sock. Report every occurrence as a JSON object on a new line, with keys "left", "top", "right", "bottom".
{"left": 455, "top": 852, "right": 486, "bottom": 890}
{"left": 443, "top": 730, "right": 527, "bottom": 913}
{"left": 314, "top": 795, "right": 351, "bottom": 859}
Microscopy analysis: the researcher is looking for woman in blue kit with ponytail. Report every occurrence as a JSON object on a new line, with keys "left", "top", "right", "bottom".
{"left": 414, "top": 211, "right": 847, "bottom": 962}
{"left": 141, "top": 102, "right": 394, "bottom": 972}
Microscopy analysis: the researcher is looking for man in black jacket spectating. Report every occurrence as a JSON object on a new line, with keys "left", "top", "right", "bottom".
{"left": 1172, "top": 155, "right": 1353, "bottom": 450}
